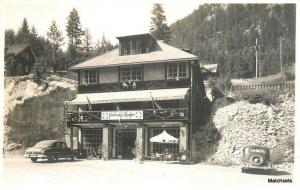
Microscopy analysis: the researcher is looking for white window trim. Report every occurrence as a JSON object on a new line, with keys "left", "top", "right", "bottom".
{"left": 80, "top": 69, "right": 98, "bottom": 84}
{"left": 120, "top": 65, "right": 143, "bottom": 82}
{"left": 166, "top": 62, "right": 189, "bottom": 79}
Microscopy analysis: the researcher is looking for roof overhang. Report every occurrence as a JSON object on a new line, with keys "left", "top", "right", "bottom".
{"left": 67, "top": 88, "right": 190, "bottom": 105}
{"left": 69, "top": 57, "right": 198, "bottom": 71}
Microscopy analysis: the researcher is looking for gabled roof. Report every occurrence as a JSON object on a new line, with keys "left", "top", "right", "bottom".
{"left": 201, "top": 64, "right": 218, "bottom": 73}
{"left": 70, "top": 41, "right": 198, "bottom": 70}
{"left": 5, "top": 43, "right": 30, "bottom": 56}
{"left": 116, "top": 33, "right": 154, "bottom": 39}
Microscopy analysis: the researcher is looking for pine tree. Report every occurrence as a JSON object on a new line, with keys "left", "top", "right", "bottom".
{"left": 47, "top": 21, "right": 64, "bottom": 72}
{"left": 82, "top": 28, "right": 93, "bottom": 56}
{"left": 47, "top": 21, "right": 64, "bottom": 50}
{"left": 5, "top": 29, "right": 15, "bottom": 45}
{"left": 16, "top": 18, "right": 30, "bottom": 43}
{"left": 100, "top": 34, "right": 113, "bottom": 53}
{"left": 66, "top": 8, "right": 84, "bottom": 65}
{"left": 150, "top": 3, "right": 172, "bottom": 43}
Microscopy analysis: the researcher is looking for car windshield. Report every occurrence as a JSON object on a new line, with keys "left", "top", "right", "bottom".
{"left": 34, "top": 141, "right": 55, "bottom": 148}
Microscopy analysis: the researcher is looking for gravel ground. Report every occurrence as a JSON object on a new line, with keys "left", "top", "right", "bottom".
{"left": 1, "top": 157, "right": 294, "bottom": 187}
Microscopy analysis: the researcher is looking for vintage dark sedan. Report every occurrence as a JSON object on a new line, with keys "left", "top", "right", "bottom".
{"left": 24, "top": 140, "right": 74, "bottom": 162}
{"left": 241, "top": 145, "right": 273, "bottom": 173}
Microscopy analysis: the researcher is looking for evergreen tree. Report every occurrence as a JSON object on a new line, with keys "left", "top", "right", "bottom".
{"left": 47, "top": 21, "right": 64, "bottom": 50}
{"left": 47, "top": 21, "right": 64, "bottom": 72}
{"left": 5, "top": 29, "right": 15, "bottom": 45}
{"left": 150, "top": 3, "right": 172, "bottom": 43}
{"left": 95, "top": 34, "right": 114, "bottom": 55}
{"left": 82, "top": 28, "right": 93, "bottom": 57}
{"left": 16, "top": 18, "right": 30, "bottom": 43}
{"left": 66, "top": 8, "right": 84, "bottom": 66}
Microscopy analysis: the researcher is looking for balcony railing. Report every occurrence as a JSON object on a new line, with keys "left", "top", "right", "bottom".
{"left": 67, "top": 108, "right": 189, "bottom": 123}
{"left": 78, "top": 79, "right": 190, "bottom": 93}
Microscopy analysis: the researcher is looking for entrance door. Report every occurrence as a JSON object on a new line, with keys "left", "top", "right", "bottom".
{"left": 116, "top": 129, "right": 136, "bottom": 159}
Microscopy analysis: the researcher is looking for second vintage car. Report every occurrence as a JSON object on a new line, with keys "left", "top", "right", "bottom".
{"left": 24, "top": 140, "right": 74, "bottom": 162}
{"left": 241, "top": 145, "right": 273, "bottom": 174}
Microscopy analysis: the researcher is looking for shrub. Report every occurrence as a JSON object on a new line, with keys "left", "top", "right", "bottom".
{"left": 284, "top": 70, "right": 295, "bottom": 81}
{"left": 208, "top": 76, "right": 232, "bottom": 96}
{"left": 271, "top": 136, "right": 294, "bottom": 164}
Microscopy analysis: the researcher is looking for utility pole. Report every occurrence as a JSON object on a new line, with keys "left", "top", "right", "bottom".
{"left": 250, "top": 38, "right": 263, "bottom": 78}
{"left": 279, "top": 37, "right": 286, "bottom": 73}
{"left": 255, "top": 38, "right": 258, "bottom": 78}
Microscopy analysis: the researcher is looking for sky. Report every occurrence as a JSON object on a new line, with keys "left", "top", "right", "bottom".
{"left": 0, "top": 0, "right": 201, "bottom": 46}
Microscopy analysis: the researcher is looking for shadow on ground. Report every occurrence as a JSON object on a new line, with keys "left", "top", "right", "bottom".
{"left": 30, "top": 159, "right": 85, "bottom": 164}
{"left": 243, "top": 169, "right": 290, "bottom": 176}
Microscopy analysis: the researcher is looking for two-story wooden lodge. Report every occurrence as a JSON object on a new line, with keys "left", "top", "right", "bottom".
{"left": 65, "top": 33, "right": 207, "bottom": 161}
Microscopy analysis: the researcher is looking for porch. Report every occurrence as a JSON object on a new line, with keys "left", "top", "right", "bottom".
{"left": 66, "top": 122, "right": 189, "bottom": 161}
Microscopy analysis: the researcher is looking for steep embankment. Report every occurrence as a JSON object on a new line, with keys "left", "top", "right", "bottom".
{"left": 193, "top": 92, "right": 294, "bottom": 170}
{"left": 4, "top": 75, "right": 77, "bottom": 148}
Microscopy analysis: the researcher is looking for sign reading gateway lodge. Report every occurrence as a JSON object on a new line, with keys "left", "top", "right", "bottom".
{"left": 101, "top": 110, "right": 143, "bottom": 120}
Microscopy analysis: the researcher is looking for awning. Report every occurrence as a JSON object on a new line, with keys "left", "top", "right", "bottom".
{"left": 68, "top": 88, "right": 190, "bottom": 105}
{"left": 150, "top": 130, "right": 179, "bottom": 144}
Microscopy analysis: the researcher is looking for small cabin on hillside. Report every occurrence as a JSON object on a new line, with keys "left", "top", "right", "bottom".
{"left": 5, "top": 43, "right": 34, "bottom": 76}
{"left": 201, "top": 64, "right": 218, "bottom": 80}
{"left": 65, "top": 33, "right": 207, "bottom": 161}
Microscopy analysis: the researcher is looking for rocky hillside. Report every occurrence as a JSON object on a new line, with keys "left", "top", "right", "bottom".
{"left": 192, "top": 92, "right": 294, "bottom": 170}
{"left": 4, "top": 75, "right": 77, "bottom": 148}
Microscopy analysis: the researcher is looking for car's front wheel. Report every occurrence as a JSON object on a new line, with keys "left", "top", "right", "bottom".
{"left": 70, "top": 154, "right": 74, "bottom": 161}
{"left": 30, "top": 158, "right": 37, "bottom": 162}
{"left": 48, "top": 155, "right": 57, "bottom": 162}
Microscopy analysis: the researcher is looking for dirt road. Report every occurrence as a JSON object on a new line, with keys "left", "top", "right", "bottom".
{"left": 2, "top": 157, "right": 293, "bottom": 187}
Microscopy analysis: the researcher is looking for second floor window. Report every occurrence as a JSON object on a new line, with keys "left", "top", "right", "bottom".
{"left": 167, "top": 62, "right": 188, "bottom": 79}
{"left": 80, "top": 69, "right": 97, "bottom": 84}
{"left": 120, "top": 65, "right": 143, "bottom": 81}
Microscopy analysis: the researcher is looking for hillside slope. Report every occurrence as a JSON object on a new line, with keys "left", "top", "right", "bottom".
{"left": 4, "top": 75, "right": 77, "bottom": 147}
{"left": 170, "top": 4, "right": 295, "bottom": 78}
{"left": 192, "top": 92, "right": 294, "bottom": 171}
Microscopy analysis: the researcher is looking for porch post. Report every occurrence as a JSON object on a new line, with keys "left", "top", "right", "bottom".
{"left": 112, "top": 128, "right": 117, "bottom": 159}
{"left": 144, "top": 128, "right": 148, "bottom": 157}
{"left": 135, "top": 125, "right": 144, "bottom": 162}
{"left": 102, "top": 127, "right": 112, "bottom": 160}
{"left": 179, "top": 123, "right": 188, "bottom": 153}
{"left": 70, "top": 126, "right": 74, "bottom": 150}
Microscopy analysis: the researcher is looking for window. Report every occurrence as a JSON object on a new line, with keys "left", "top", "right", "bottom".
{"left": 167, "top": 62, "right": 188, "bottom": 79}
{"left": 82, "top": 128, "right": 103, "bottom": 154}
{"left": 80, "top": 70, "right": 97, "bottom": 84}
{"left": 120, "top": 39, "right": 150, "bottom": 55}
{"left": 120, "top": 65, "right": 143, "bottom": 81}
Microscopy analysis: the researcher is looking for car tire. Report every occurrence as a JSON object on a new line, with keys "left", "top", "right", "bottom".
{"left": 31, "top": 158, "right": 37, "bottom": 162}
{"left": 48, "top": 155, "right": 56, "bottom": 162}
{"left": 70, "top": 154, "right": 74, "bottom": 161}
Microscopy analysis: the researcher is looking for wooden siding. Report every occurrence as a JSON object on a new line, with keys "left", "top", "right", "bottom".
{"left": 99, "top": 67, "right": 119, "bottom": 84}
{"left": 143, "top": 63, "right": 165, "bottom": 81}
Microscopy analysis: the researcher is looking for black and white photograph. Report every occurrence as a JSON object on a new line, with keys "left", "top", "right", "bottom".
{"left": 0, "top": 0, "right": 298, "bottom": 188}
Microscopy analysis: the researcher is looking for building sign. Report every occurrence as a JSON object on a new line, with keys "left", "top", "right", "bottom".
{"left": 101, "top": 110, "right": 143, "bottom": 120}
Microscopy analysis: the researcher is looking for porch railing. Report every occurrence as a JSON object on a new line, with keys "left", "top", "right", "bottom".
{"left": 67, "top": 108, "right": 189, "bottom": 123}
{"left": 78, "top": 79, "right": 191, "bottom": 93}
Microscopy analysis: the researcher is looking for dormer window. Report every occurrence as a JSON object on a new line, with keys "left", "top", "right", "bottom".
{"left": 118, "top": 34, "right": 153, "bottom": 56}
{"left": 167, "top": 62, "right": 188, "bottom": 79}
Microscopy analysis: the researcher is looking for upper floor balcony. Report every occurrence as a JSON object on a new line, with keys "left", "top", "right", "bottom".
{"left": 78, "top": 78, "right": 191, "bottom": 93}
